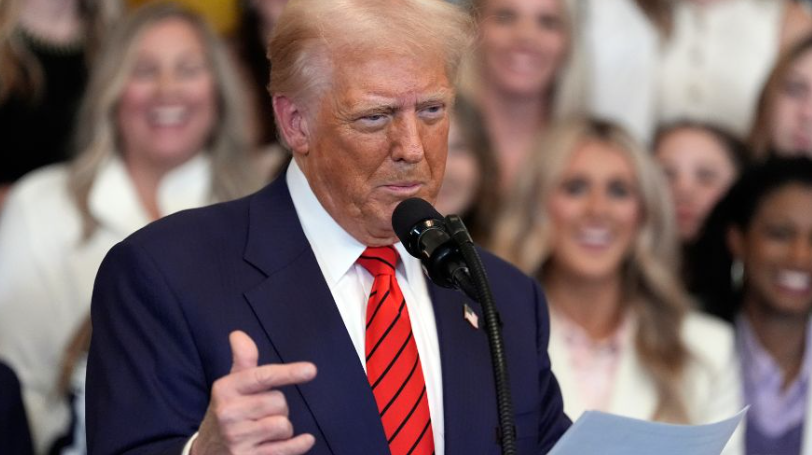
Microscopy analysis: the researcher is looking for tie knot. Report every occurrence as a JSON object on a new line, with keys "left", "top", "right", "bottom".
{"left": 358, "top": 246, "right": 400, "bottom": 277}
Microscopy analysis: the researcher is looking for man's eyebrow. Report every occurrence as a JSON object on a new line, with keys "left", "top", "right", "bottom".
{"left": 345, "top": 89, "right": 453, "bottom": 114}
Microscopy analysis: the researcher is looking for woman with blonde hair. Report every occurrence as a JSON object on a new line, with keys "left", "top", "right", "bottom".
{"left": 0, "top": 0, "right": 122, "bottom": 205}
{"left": 0, "top": 3, "right": 263, "bottom": 452}
{"left": 461, "top": 0, "right": 572, "bottom": 192}
{"left": 492, "top": 118, "right": 743, "bottom": 453}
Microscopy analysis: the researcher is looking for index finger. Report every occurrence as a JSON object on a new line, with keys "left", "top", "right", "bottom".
{"left": 230, "top": 362, "right": 317, "bottom": 396}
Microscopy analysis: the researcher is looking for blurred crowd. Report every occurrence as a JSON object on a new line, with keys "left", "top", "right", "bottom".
{"left": 1, "top": 0, "right": 812, "bottom": 454}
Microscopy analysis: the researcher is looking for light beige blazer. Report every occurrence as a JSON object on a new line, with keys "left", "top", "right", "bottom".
{"left": 549, "top": 310, "right": 744, "bottom": 455}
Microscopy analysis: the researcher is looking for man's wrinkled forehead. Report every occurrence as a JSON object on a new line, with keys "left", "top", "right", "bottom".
{"left": 324, "top": 49, "right": 453, "bottom": 101}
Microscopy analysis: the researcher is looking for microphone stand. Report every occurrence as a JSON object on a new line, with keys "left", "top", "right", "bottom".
{"left": 444, "top": 215, "right": 517, "bottom": 455}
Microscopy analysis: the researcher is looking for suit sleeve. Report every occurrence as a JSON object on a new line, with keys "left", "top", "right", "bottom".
{"left": 531, "top": 279, "right": 572, "bottom": 453}
{"left": 0, "top": 362, "right": 34, "bottom": 455}
{"left": 86, "top": 240, "right": 209, "bottom": 455}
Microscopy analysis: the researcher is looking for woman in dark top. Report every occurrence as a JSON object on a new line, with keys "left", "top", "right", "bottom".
{"left": 0, "top": 0, "right": 120, "bottom": 199}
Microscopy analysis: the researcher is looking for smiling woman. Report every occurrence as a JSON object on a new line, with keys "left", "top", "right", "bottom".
{"left": 461, "top": 0, "right": 570, "bottom": 193}
{"left": 692, "top": 157, "right": 812, "bottom": 454}
{"left": 492, "top": 118, "right": 743, "bottom": 453}
{"left": 0, "top": 4, "right": 262, "bottom": 453}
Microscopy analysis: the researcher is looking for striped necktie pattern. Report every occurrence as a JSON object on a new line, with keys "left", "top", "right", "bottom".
{"left": 358, "top": 246, "right": 435, "bottom": 455}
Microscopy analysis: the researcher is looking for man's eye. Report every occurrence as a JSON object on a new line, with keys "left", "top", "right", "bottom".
{"left": 420, "top": 105, "right": 445, "bottom": 119}
{"left": 357, "top": 114, "right": 388, "bottom": 128}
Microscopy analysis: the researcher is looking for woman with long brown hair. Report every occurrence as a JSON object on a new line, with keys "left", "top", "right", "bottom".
{"left": 492, "top": 118, "right": 742, "bottom": 453}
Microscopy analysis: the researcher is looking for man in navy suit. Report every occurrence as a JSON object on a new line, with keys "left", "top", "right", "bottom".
{"left": 86, "top": 0, "right": 571, "bottom": 453}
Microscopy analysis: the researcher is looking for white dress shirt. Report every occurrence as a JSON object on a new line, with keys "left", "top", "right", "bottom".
{"left": 287, "top": 160, "right": 446, "bottom": 453}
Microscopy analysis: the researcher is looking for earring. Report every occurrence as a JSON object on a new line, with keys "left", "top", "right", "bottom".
{"left": 730, "top": 259, "right": 744, "bottom": 289}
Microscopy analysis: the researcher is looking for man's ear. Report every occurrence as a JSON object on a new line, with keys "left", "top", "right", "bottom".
{"left": 273, "top": 95, "right": 311, "bottom": 156}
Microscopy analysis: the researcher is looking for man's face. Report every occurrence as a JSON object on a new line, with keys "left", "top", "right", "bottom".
{"left": 299, "top": 52, "right": 453, "bottom": 245}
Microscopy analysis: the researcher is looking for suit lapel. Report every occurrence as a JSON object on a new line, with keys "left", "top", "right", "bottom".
{"left": 429, "top": 283, "right": 498, "bottom": 453}
{"left": 242, "top": 178, "right": 389, "bottom": 454}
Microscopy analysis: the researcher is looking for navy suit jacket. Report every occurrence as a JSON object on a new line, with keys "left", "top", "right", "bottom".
{"left": 0, "top": 361, "right": 33, "bottom": 455}
{"left": 86, "top": 177, "right": 571, "bottom": 454}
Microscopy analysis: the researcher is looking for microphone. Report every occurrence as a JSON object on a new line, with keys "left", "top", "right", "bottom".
{"left": 392, "top": 197, "right": 518, "bottom": 454}
{"left": 391, "top": 198, "right": 474, "bottom": 296}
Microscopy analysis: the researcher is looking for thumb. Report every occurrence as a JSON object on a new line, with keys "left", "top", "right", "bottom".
{"left": 229, "top": 330, "right": 259, "bottom": 373}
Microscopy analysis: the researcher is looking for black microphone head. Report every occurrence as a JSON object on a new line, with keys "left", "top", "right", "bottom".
{"left": 392, "top": 198, "right": 443, "bottom": 245}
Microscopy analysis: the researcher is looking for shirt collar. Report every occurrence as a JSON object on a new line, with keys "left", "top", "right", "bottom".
{"left": 89, "top": 153, "right": 211, "bottom": 235}
{"left": 286, "top": 159, "right": 424, "bottom": 288}
{"left": 737, "top": 313, "right": 812, "bottom": 393}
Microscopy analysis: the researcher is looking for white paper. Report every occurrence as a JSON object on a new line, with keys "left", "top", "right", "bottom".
{"left": 549, "top": 407, "right": 747, "bottom": 455}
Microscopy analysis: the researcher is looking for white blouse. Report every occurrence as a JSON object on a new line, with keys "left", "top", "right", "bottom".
{"left": 657, "top": 0, "right": 784, "bottom": 138}
{"left": 574, "top": 0, "right": 661, "bottom": 144}
{"left": 0, "top": 155, "right": 212, "bottom": 453}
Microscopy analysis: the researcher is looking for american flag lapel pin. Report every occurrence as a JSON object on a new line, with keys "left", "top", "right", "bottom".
{"left": 463, "top": 303, "right": 479, "bottom": 329}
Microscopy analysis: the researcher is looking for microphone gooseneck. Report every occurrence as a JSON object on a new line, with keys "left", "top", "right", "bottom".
{"left": 392, "top": 198, "right": 517, "bottom": 455}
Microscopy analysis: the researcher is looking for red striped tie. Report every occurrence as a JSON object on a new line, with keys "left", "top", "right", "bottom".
{"left": 358, "top": 246, "right": 435, "bottom": 455}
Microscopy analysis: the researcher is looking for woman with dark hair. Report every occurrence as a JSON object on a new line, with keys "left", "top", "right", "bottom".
{"left": 654, "top": 121, "right": 748, "bottom": 290}
{"left": 654, "top": 121, "right": 748, "bottom": 244}
{"left": 232, "top": 0, "right": 284, "bottom": 148}
{"left": 435, "top": 95, "right": 500, "bottom": 244}
{"left": 0, "top": 0, "right": 122, "bottom": 205}
{"left": 231, "top": 0, "right": 291, "bottom": 179}
{"left": 692, "top": 157, "right": 812, "bottom": 454}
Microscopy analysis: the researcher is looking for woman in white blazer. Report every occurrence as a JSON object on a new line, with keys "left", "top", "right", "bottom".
{"left": 492, "top": 118, "right": 743, "bottom": 454}
{"left": 693, "top": 157, "right": 812, "bottom": 455}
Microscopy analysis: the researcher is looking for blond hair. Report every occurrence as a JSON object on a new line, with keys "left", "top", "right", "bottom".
{"left": 492, "top": 118, "right": 691, "bottom": 423}
{"left": 0, "top": 0, "right": 121, "bottom": 102}
{"left": 68, "top": 2, "right": 262, "bottom": 239}
{"left": 460, "top": 0, "right": 577, "bottom": 117}
{"left": 268, "top": 0, "right": 474, "bottom": 112}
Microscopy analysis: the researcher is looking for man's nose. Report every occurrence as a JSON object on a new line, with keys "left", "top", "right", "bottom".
{"left": 391, "top": 114, "right": 426, "bottom": 163}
